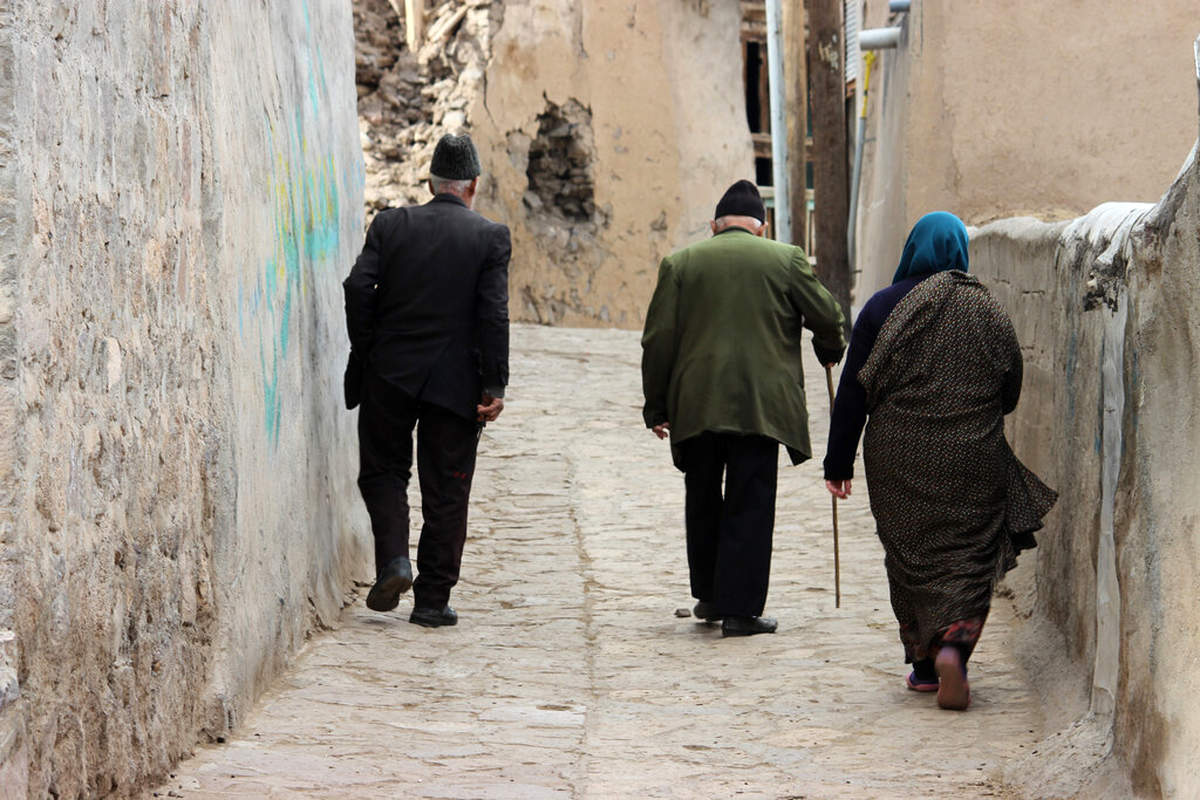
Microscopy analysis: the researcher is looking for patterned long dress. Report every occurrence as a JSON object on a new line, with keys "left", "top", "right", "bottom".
{"left": 857, "top": 270, "right": 1057, "bottom": 662}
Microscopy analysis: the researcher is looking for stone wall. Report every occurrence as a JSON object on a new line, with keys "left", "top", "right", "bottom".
{"left": 0, "top": 3, "right": 366, "bottom": 797}
{"left": 354, "top": 0, "right": 755, "bottom": 327}
{"left": 967, "top": 46, "right": 1200, "bottom": 798}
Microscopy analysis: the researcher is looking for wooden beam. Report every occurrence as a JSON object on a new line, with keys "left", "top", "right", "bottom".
{"left": 404, "top": 0, "right": 425, "bottom": 52}
{"left": 741, "top": 1, "right": 766, "bottom": 39}
{"left": 782, "top": 0, "right": 808, "bottom": 250}
{"left": 751, "top": 132, "right": 772, "bottom": 159}
{"left": 805, "top": 0, "right": 851, "bottom": 319}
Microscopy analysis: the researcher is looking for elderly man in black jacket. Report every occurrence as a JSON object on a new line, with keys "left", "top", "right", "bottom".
{"left": 343, "top": 133, "right": 510, "bottom": 628}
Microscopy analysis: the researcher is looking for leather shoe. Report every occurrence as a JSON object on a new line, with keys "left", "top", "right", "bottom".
{"left": 721, "top": 615, "right": 777, "bottom": 637}
{"left": 693, "top": 600, "right": 722, "bottom": 622}
{"left": 365, "top": 557, "right": 412, "bottom": 612}
{"left": 409, "top": 605, "right": 458, "bottom": 628}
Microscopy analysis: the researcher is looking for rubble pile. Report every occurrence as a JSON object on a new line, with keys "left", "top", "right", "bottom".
{"left": 353, "top": 0, "right": 499, "bottom": 216}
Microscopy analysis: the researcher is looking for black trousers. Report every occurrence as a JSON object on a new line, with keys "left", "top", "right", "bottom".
{"left": 681, "top": 432, "right": 779, "bottom": 618}
{"left": 357, "top": 370, "right": 480, "bottom": 609}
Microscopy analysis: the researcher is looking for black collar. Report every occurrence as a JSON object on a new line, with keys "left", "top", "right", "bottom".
{"left": 430, "top": 193, "right": 468, "bottom": 208}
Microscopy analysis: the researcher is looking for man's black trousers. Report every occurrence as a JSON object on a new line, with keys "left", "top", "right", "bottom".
{"left": 680, "top": 432, "right": 779, "bottom": 618}
{"left": 357, "top": 370, "right": 480, "bottom": 610}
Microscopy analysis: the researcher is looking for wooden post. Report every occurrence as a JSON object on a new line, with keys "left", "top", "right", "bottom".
{"left": 805, "top": 0, "right": 851, "bottom": 320}
{"left": 404, "top": 0, "right": 425, "bottom": 52}
{"left": 782, "top": 0, "right": 808, "bottom": 250}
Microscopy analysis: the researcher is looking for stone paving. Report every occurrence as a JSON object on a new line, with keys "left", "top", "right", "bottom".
{"left": 149, "top": 324, "right": 1044, "bottom": 799}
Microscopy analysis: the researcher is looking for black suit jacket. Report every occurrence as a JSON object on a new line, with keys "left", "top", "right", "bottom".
{"left": 343, "top": 194, "right": 510, "bottom": 420}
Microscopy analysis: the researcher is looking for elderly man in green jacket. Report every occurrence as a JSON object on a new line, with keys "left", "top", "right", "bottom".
{"left": 641, "top": 180, "right": 846, "bottom": 637}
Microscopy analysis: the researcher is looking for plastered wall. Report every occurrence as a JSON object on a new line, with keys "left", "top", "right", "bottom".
{"left": 854, "top": 0, "right": 1198, "bottom": 297}
{"left": 0, "top": 3, "right": 366, "bottom": 797}
{"left": 969, "top": 51, "right": 1200, "bottom": 797}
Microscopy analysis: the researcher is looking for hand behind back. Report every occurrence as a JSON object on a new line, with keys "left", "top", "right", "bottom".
{"left": 477, "top": 393, "right": 504, "bottom": 423}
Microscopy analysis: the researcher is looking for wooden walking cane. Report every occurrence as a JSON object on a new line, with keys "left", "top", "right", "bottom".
{"left": 825, "top": 364, "right": 841, "bottom": 608}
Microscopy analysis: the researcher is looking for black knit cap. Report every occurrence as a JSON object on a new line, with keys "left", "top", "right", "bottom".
{"left": 430, "top": 133, "right": 481, "bottom": 180}
{"left": 714, "top": 179, "right": 765, "bottom": 222}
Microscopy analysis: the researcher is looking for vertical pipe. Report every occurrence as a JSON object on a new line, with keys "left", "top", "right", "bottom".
{"left": 765, "top": 0, "right": 791, "bottom": 243}
{"left": 848, "top": 116, "right": 865, "bottom": 275}
{"left": 847, "top": 53, "right": 873, "bottom": 278}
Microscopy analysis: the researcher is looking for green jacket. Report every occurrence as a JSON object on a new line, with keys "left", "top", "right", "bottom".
{"left": 641, "top": 227, "right": 846, "bottom": 470}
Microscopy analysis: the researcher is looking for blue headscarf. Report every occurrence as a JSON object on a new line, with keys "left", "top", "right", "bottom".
{"left": 891, "top": 211, "right": 969, "bottom": 284}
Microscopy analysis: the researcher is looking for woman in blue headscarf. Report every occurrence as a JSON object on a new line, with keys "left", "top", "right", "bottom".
{"left": 822, "top": 212, "right": 1055, "bottom": 711}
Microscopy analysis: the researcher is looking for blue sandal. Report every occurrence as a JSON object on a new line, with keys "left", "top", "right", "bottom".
{"left": 905, "top": 671, "right": 939, "bottom": 692}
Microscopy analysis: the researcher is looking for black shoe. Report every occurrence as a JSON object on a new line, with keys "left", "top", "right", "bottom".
{"left": 409, "top": 605, "right": 458, "bottom": 628}
{"left": 693, "top": 600, "right": 723, "bottom": 622}
{"left": 365, "top": 557, "right": 413, "bottom": 612}
{"left": 721, "top": 615, "right": 777, "bottom": 637}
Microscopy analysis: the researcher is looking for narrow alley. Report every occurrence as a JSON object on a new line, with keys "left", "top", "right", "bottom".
{"left": 149, "top": 325, "right": 1044, "bottom": 799}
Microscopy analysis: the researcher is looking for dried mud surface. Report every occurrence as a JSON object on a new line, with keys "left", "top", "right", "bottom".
{"left": 149, "top": 325, "right": 1049, "bottom": 799}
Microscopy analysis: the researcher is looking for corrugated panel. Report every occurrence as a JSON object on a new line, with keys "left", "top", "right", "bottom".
{"left": 844, "top": 0, "right": 860, "bottom": 83}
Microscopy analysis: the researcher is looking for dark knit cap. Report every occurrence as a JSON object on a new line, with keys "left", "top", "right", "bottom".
{"left": 430, "top": 133, "right": 481, "bottom": 180}
{"left": 714, "top": 179, "right": 766, "bottom": 222}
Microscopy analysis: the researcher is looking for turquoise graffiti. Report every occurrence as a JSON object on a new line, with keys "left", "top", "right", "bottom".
{"left": 239, "top": 2, "right": 359, "bottom": 446}
{"left": 259, "top": 117, "right": 342, "bottom": 444}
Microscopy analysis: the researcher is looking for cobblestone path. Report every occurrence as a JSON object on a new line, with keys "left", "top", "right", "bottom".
{"left": 151, "top": 324, "right": 1043, "bottom": 799}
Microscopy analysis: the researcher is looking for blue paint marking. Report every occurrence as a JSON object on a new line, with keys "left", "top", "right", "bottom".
{"left": 237, "top": 7, "right": 349, "bottom": 447}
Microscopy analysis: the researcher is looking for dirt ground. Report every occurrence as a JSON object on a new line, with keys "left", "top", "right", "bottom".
{"left": 148, "top": 324, "right": 1053, "bottom": 799}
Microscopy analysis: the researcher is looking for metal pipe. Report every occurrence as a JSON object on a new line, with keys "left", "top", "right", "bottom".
{"left": 888, "top": 0, "right": 911, "bottom": 13}
{"left": 764, "top": 0, "right": 791, "bottom": 242}
{"left": 847, "top": 52, "right": 875, "bottom": 277}
{"left": 859, "top": 27, "right": 901, "bottom": 50}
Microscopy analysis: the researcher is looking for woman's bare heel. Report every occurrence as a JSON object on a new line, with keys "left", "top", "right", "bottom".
{"left": 935, "top": 646, "right": 970, "bottom": 710}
